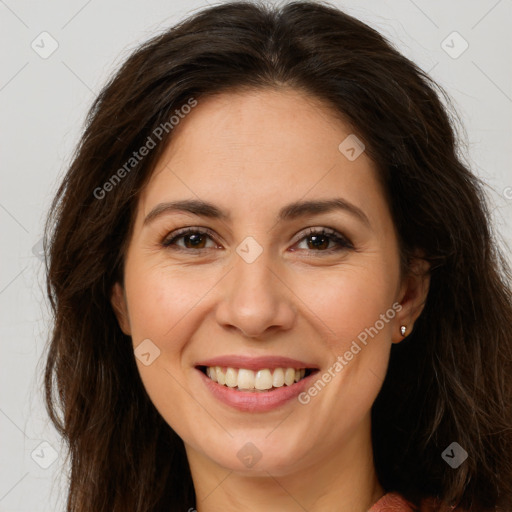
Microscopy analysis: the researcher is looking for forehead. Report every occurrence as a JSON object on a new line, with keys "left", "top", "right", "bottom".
{"left": 137, "top": 87, "right": 387, "bottom": 227}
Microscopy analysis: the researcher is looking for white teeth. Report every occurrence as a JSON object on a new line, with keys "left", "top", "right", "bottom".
{"left": 272, "top": 368, "right": 285, "bottom": 387}
{"left": 284, "top": 368, "right": 296, "bottom": 386}
{"left": 207, "top": 367, "right": 217, "bottom": 382}
{"left": 225, "top": 367, "right": 238, "bottom": 388}
{"left": 216, "top": 366, "right": 226, "bottom": 385}
{"left": 255, "top": 369, "right": 273, "bottom": 390}
{"left": 203, "top": 366, "right": 310, "bottom": 391}
{"left": 237, "top": 369, "right": 254, "bottom": 389}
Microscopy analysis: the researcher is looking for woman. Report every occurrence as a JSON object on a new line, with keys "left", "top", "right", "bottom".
{"left": 43, "top": 2, "right": 512, "bottom": 511}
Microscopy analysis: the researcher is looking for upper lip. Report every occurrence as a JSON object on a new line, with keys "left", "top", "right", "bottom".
{"left": 195, "top": 355, "right": 319, "bottom": 371}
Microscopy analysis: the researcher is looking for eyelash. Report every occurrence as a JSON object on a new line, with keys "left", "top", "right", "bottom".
{"left": 161, "top": 226, "right": 354, "bottom": 254}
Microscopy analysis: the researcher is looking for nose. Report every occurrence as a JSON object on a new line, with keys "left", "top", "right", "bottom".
{"left": 214, "top": 252, "right": 296, "bottom": 339}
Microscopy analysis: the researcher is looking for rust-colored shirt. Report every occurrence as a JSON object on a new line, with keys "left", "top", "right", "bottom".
{"left": 369, "top": 492, "right": 459, "bottom": 512}
{"left": 369, "top": 492, "right": 416, "bottom": 511}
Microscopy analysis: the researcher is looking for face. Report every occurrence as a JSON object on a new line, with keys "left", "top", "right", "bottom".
{"left": 111, "top": 87, "right": 429, "bottom": 477}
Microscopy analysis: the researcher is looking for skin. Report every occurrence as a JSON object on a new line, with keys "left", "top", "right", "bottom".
{"left": 111, "top": 87, "right": 430, "bottom": 512}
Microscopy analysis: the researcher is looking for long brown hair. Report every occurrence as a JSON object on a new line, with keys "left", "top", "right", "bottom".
{"left": 43, "top": 2, "right": 512, "bottom": 511}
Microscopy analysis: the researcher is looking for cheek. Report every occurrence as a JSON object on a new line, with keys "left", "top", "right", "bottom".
{"left": 294, "top": 259, "right": 398, "bottom": 414}
{"left": 125, "top": 262, "right": 211, "bottom": 344}
{"left": 123, "top": 263, "right": 211, "bottom": 427}
{"left": 294, "top": 260, "right": 398, "bottom": 349}
{"left": 295, "top": 265, "right": 397, "bottom": 424}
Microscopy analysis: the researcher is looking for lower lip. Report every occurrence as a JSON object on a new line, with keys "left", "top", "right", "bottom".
{"left": 196, "top": 368, "right": 317, "bottom": 412}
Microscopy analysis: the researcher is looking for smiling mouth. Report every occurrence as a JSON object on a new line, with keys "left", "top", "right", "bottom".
{"left": 197, "top": 365, "right": 317, "bottom": 392}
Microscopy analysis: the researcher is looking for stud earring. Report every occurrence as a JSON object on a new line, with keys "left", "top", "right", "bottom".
{"left": 400, "top": 325, "right": 407, "bottom": 337}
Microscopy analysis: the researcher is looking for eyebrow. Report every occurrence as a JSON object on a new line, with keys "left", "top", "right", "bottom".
{"left": 143, "top": 198, "right": 371, "bottom": 228}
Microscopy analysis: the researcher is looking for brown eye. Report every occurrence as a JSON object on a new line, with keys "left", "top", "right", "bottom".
{"left": 179, "top": 232, "right": 208, "bottom": 249}
{"left": 305, "top": 233, "right": 330, "bottom": 250}
{"left": 162, "top": 228, "right": 218, "bottom": 250}
{"left": 293, "top": 228, "right": 353, "bottom": 253}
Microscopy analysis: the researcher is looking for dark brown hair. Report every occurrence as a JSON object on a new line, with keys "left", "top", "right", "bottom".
{"left": 43, "top": 1, "right": 512, "bottom": 511}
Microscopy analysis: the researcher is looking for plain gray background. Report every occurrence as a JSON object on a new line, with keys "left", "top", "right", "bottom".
{"left": 1, "top": 0, "right": 511, "bottom": 510}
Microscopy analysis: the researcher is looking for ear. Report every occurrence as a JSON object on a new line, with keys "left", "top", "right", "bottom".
{"left": 110, "top": 282, "right": 132, "bottom": 336}
{"left": 393, "top": 255, "right": 431, "bottom": 344}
